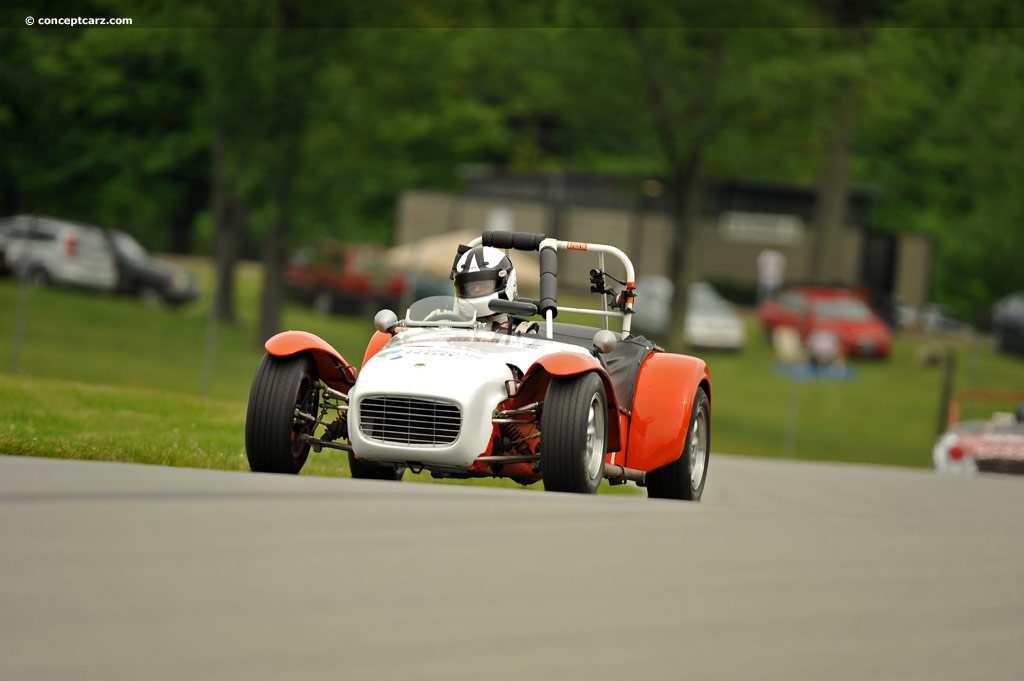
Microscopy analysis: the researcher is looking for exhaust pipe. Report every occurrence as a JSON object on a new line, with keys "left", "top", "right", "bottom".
{"left": 603, "top": 463, "right": 646, "bottom": 486}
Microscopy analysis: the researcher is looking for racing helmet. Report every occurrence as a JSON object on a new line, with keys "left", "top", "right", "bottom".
{"left": 453, "top": 245, "right": 518, "bottom": 320}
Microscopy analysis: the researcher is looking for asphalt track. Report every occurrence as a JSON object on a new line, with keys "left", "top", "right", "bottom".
{"left": 1, "top": 454, "right": 1023, "bottom": 681}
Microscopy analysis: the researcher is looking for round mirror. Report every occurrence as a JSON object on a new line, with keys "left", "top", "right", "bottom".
{"left": 592, "top": 329, "right": 617, "bottom": 355}
{"left": 374, "top": 309, "right": 399, "bottom": 334}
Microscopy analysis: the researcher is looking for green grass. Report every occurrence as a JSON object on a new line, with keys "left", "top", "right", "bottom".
{"left": 700, "top": 314, "right": 1024, "bottom": 467}
{"left": 2, "top": 262, "right": 1023, "bottom": 483}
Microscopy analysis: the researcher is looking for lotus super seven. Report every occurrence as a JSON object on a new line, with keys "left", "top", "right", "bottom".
{"left": 244, "top": 230, "right": 711, "bottom": 500}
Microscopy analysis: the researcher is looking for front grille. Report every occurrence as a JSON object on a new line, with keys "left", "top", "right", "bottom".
{"left": 976, "top": 459, "right": 1024, "bottom": 475}
{"left": 358, "top": 396, "right": 462, "bottom": 446}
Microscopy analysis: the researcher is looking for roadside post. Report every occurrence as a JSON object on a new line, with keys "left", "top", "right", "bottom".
{"left": 776, "top": 362, "right": 857, "bottom": 457}
{"left": 199, "top": 265, "right": 219, "bottom": 397}
{"left": 8, "top": 215, "right": 39, "bottom": 375}
{"left": 8, "top": 270, "right": 28, "bottom": 375}
{"left": 935, "top": 346, "right": 957, "bottom": 435}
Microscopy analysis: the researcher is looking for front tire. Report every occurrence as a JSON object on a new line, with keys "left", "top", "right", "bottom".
{"left": 541, "top": 372, "right": 607, "bottom": 494}
{"left": 245, "top": 353, "right": 320, "bottom": 474}
{"left": 646, "top": 387, "right": 710, "bottom": 501}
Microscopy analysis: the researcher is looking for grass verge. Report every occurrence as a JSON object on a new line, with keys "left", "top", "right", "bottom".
{"left": 2, "top": 262, "right": 1024, "bottom": 484}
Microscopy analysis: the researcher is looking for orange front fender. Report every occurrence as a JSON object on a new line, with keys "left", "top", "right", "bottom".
{"left": 265, "top": 330, "right": 356, "bottom": 390}
{"left": 361, "top": 330, "right": 394, "bottom": 369}
{"left": 625, "top": 353, "right": 710, "bottom": 472}
{"left": 524, "top": 353, "right": 623, "bottom": 452}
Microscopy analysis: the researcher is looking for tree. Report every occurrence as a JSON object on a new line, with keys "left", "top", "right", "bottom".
{"left": 531, "top": 14, "right": 819, "bottom": 351}
{"left": 859, "top": 21, "right": 1024, "bottom": 316}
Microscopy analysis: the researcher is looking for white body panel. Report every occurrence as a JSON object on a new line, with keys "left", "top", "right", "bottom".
{"left": 685, "top": 313, "right": 747, "bottom": 350}
{"left": 2, "top": 216, "right": 117, "bottom": 290}
{"left": 348, "top": 327, "right": 591, "bottom": 469}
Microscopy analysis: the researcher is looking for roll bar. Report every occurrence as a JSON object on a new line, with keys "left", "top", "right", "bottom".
{"left": 468, "top": 231, "right": 636, "bottom": 339}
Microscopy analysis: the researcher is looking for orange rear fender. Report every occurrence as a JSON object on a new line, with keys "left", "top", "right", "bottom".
{"left": 523, "top": 353, "right": 623, "bottom": 452}
{"left": 625, "top": 353, "right": 710, "bottom": 472}
{"left": 265, "top": 330, "right": 356, "bottom": 391}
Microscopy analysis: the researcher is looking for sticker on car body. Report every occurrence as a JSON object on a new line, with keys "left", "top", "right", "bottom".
{"left": 376, "top": 347, "right": 484, "bottom": 361}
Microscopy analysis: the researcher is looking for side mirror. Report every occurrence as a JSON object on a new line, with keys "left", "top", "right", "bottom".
{"left": 592, "top": 329, "right": 617, "bottom": 355}
{"left": 374, "top": 309, "right": 399, "bottom": 336}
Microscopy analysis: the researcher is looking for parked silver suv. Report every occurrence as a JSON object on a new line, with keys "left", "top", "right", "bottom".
{"left": 0, "top": 215, "right": 117, "bottom": 291}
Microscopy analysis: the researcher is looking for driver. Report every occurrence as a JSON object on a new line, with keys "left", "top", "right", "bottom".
{"left": 452, "top": 245, "right": 522, "bottom": 332}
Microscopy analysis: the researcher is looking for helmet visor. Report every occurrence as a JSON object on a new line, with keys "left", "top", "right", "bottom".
{"left": 455, "top": 271, "right": 501, "bottom": 298}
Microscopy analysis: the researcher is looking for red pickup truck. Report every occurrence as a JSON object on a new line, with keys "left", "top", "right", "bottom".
{"left": 285, "top": 240, "right": 408, "bottom": 315}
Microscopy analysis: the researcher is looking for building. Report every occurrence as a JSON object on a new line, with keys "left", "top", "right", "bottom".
{"left": 394, "top": 170, "right": 931, "bottom": 310}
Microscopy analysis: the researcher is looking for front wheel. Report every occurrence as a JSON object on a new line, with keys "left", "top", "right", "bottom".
{"left": 541, "top": 372, "right": 607, "bottom": 495}
{"left": 646, "top": 387, "right": 710, "bottom": 501}
{"left": 245, "top": 353, "right": 320, "bottom": 474}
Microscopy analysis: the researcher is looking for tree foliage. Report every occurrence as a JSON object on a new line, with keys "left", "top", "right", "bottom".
{"left": 2, "top": 1, "right": 1023, "bottom": 334}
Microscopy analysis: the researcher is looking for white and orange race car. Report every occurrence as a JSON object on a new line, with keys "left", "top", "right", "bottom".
{"left": 244, "top": 230, "right": 711, "bottom": 500}
{"left": 933, "top": 390, "right": 1024, "bottom": 475}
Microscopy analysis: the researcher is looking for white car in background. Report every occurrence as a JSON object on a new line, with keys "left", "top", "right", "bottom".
{"left": 685, "top": 281, "right": 747, "bottom": 351}
{"left": 632, "top": 277, "right": 746, "bottom": 351}
{"left": 0, "top": 215, "right": 117, "bottom": 291}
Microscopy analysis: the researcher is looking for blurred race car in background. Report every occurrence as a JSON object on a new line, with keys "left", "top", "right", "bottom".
{"left": 933, "top": 390, "right": 1024, "bottom": 474}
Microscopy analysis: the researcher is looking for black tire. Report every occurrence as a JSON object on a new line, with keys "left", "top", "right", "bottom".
{"left": 245, "top": 353, "right": 320, "bottom": 474}
{"left": 540, "top": 372, "right": 607, "bottom": 494}
{"left": 348, "top": 453, "right": 405, "bottom": 481}
{"left": 25, "top": 266, "right": 51, "bottom": 287}
{"left": 646, "top": 387, "right": 710, "bottom": 501}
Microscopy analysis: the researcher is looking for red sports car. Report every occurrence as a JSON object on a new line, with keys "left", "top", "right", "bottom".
{"left": 758, "top": 285, "right": 892, "bottom": 359}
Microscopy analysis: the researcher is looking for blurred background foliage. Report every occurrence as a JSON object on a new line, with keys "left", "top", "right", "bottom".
{"left": 1, "top": 1, "right": 1023, "bottom": 319}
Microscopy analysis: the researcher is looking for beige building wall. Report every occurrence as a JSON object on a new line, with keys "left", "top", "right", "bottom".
{"left": 837, "top": 230, "right": 864, "bottom": 284}
{"left": 559, "top": 207, "right": 637, "bottom": 289}
{"left": 894, "top": 234, "right": 931, "bottom": 307}
{"left": 396, "top": 190, "right": 456, "bottom": 243}
{"left": 396, "top": 191, "right": 549, "bottom": 244}
{"left": 395, "top": 190, "right": 930, "bottom": 306}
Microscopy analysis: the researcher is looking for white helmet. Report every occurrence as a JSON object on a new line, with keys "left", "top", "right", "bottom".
{"left": 453, "top": 246, "right": 518, "bottom": 320}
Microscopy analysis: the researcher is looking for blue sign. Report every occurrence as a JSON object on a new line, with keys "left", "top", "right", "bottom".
{"left": 774, "top": 362, "right": 857, "bottom": 383}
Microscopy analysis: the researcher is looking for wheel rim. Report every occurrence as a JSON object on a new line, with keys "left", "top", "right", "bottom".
{"left": 689, "top": 404, "right": 707, "bottom": 490}
{"left": 585, "top": 394, "right": 606, "bottom": 480}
